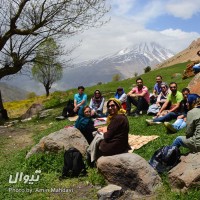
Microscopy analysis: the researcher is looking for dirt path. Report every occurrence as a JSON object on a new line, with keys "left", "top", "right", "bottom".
{"left": 0, "top": 126, "right": 34, "bottom": 153}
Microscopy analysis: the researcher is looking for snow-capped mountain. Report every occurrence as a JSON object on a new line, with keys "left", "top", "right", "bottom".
{"left": 59, "top": 42, "right": 174, "bottom": 89}
{"left": 2, "top": 42, "right": 175, "bottom": 95}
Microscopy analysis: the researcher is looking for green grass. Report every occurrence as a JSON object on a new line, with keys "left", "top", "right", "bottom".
{"left": 1, "top": 61, "right": 199, "bottom": 199}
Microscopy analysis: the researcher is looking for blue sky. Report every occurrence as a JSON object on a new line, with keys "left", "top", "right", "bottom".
{"left": 66, "top": 0, "right": 200, "bottom": 62}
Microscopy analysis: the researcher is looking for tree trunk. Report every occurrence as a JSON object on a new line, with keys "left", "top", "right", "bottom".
{"left": 0, "top": 90, "right": 4, "bottom": 110}
{"left": 45, "top": 86, "right": 50, "bottom": 97}
{"left": 0, "top": 90, "right": 9, "bottom": 120}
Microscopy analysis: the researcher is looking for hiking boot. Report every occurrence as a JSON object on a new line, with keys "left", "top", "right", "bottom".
{"left": 164, "top": 122, "right": 177, "bottom": 133}
{"left": 146, "top": 119, "right": 162, "bottom": 126}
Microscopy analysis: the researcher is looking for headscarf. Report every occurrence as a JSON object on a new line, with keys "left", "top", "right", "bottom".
{"left": 106, "top": 98, "right": 126, "bottom": 124}
{"left": 92, "top": 89, "right": 103, "bottom": 108}
{"left": 114, "top": 87, "right": 125, "bottom": 99}
{"left": 75, "top": 106, "right": 92, "bottom": 131}
{"left": 187, "top": 94, "right": 200, "bottom": 108}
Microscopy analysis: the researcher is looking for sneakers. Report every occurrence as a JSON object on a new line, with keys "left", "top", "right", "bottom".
{"left": 164, "top": 122, "right": 177, "bottom": 133}
{"left": 146, "top": 119, "right": 162, "bottom": 126}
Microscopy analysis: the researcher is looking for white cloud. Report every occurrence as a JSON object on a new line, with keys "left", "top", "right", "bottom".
{"left": 166, "top": 0, "right": 200, "bottom": 19}
{"left": 61, "top": 0, "right": 200, "bottom": 63}
{"left": 109, "top": 0, "right": 136, "bottom": 15}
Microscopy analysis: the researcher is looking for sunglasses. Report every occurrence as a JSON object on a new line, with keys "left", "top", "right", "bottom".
{"left": 170, "top": 86, "right": 176, "bottom": 89}
{"left": 84, "top": 110, "right": 91, "bottom": 113}
{"left": 161, "top": 86, "right": 166, "bottom": 89}
{"left": 107, "top": 104, "right": 116, "bottom": 109}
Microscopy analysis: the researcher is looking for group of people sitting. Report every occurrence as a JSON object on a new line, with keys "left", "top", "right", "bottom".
{"left": 67, "top": 74, "right": 200, "bottom": 162}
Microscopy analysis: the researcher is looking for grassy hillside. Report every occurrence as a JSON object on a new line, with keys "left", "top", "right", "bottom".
{"left": 1, "top": 62, "right": 199, "bottom": 200}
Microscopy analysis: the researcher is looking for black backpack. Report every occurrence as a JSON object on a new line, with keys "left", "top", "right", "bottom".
{"left": 149, "top": 145, "right": 181, "bottom": 173}
{"left": 60, "top": 147, "right": 86, "bottom": 179}
{"left": 62, "top": 99, "right": 75, "bottom": 117}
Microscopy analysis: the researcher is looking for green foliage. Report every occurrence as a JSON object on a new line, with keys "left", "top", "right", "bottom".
{"left": 1, "top": 61, "right": 199, "bottom": 199}
{"left": 144, "top": 66, "right": 151, "bottom": 73}
{"left": 32, "top": 38, "right": 63, "bottom": 96}
{"left": 27, "top": 92, "right": 37, "bottom": 99}
{"left": 87, "top": 168, "right": 106, "bottom": 186}
{"left": 134, "top": 72, "right": 138, "bottom": 77}
{"left": 112, "top": 73, "right": 121, "bottom": 81}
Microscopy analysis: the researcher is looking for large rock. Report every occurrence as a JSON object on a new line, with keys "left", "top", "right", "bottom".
{"left": 26, "top": 127, "right": 88, "bottom": 158}
{"left": 187, "top": 73, "right": 200, "bottom": 95}
{"left": 21, "top": 103, "right": 43, "bottom": 119}
{"left": 97, "top": 153, "right": 161, "bottom": 195}
{"left": 97, "top": 184, "right": 123, "bottom": 200}
{"left": 169, "top": 153, "right": 200, "bottom": 191}
{"left": 182, "top": 61, "right": 196, "bottom": 79}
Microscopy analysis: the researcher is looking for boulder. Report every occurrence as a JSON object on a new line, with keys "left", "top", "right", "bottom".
{"left": 97, "top": 184, "right": 123, "bottom": 200}
{"left": 182, "top": 62, "right": 196, "bottom": 79}
{"left": 97, "top": 153, "right": 161, "bottom": 195}
{"left": 168, "top": 153, "right": 200, "bottom": 191}
{"left": 21, "top": 103, "right": 43, "bottom": 119}
{"left": 187, "top": 73, "right": 200, "bottom": 95}
{"left": 26, "top": 127, "right": 88, "bottom": 158}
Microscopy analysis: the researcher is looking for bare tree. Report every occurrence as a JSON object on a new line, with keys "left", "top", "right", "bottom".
{"left": 0, "top": 0, "right": 109, "bottom": 79}
{"left": 0, "top": 0, "right": 109, "bottom": 116}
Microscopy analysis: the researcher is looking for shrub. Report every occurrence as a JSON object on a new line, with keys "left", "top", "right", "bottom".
{"left": 112, "top": 74, "right": 121, "bottom": 82}
{"left": 144, "top": 66, "right": 151, "bottom": 73}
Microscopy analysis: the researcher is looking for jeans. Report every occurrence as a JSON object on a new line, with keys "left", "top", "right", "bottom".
{"left": 172, "top": 119, "right": 186, "bottom": 130}
{"left": 172, "top": 136, "right": 187, "bottom": 148}
{"left": 153, "top": 112, "right": 179, "bottom": 122}
{"left": 126, "top": 96, "right": 149, "bottom": 113}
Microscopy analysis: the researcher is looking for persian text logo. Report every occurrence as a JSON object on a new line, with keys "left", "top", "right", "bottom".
{"left": 9, "top": 170, "right": 41, "bottom": 184}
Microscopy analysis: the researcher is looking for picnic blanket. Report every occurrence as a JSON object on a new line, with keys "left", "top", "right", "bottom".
{"left": 94, "top": 117, "right": 107, "bottom": 127}
{"left": 68, "top": 115, "right": 78, "bottom": 122}
{"left": 128, "top": 135, "right": 159, "bottom": 152}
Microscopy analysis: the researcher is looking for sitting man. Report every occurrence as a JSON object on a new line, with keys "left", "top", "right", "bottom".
{"left": 126, "top": 77, "right": 150, "bottom": 117}
{"left": 73, "top": 86, "right": 87, "bottom": 114}
{"left": 150, "top": 75, "right": 163, "bottom": 104}
{"left": 146, "top": 82, "right": 183, "bottom": 125}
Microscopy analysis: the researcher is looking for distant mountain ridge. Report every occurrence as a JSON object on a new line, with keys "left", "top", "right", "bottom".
{"left": 59, "top": 42, "right": 174, "bottom": 89}
{"left": 2, "top": 41, "right": 175, "bottom": 96}
{"left": 0, "top": 82, "right": 28, "bottom": 102}
{"left": 157, "top": 38, "right": 200, "bottom": 68}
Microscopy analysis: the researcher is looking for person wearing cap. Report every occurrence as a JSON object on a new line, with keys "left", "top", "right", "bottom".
{"left": 74, "top": 86, "right": 87, "bottom": 114}
{"left": 98, "top": 98, "right": 130, "bottom": 156}
{"left": 89, "top": 89, "right": 105, "bottom": 117}
{"left": 172, "top": 97, "right": 200, "bottom": 152}
{"left": 164, "top": 93, "right": 200, "bottom": 133}
{"left": 126, "top": 77, "right": 150, "bottom": 116}
{"left": 114, "top": 87, "right": 127, "bottom": 110}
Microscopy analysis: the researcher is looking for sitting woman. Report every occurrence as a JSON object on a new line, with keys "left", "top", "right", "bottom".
{"left": 89, "top": 90, "right": 105, "bottom": 117}
{"left": 98, "top": 98, "right": 129, "bottom": 156}
{"left": 114, "top": 87, "right": 127, "bottom": 110}
{"left": 147, "top": 82, "right": 170, "bottom": 115}
{"left": 75, "top": 106, "right": 97, "bottom": 144}
{"left": 172, "top": 97, "right": 200, "bottom": 152}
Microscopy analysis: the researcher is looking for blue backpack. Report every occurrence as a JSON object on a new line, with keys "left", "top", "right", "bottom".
{"left": 149, "top": 145, "right": 181, "bottom": 173}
